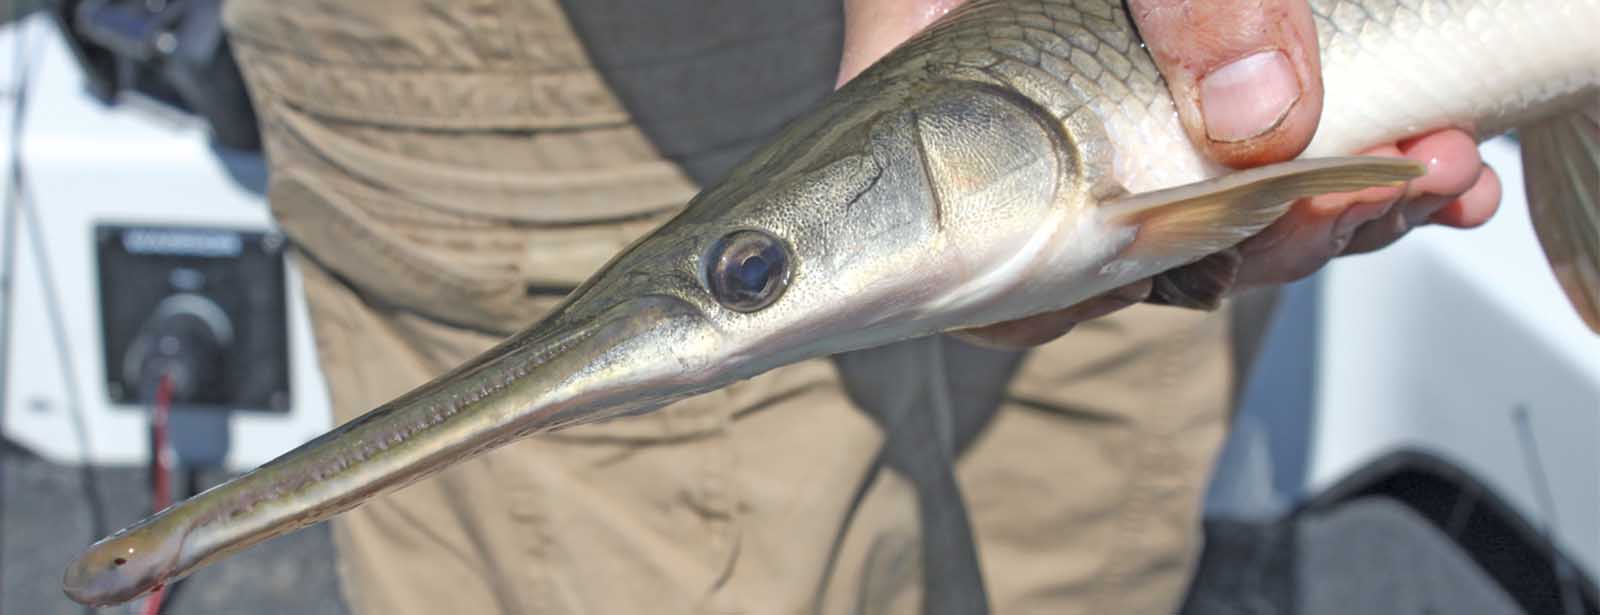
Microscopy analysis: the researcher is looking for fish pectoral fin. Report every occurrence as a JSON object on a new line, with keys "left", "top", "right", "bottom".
{"left": 1521, "top": 101, "right": 1600, "bottom": 335}
{"left": 1103, "top": 156, "right": 1423, "bottom": 261}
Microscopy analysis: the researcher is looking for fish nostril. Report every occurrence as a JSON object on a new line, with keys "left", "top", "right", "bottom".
{"left": 113, "top": 558, "right": 127, "bottom": 567}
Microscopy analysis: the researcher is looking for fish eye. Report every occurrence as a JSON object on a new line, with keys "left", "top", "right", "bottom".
{"left": 706, "top": 230, "right": 791, "bottom": 312}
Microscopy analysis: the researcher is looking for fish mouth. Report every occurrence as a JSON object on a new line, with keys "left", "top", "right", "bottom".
{"left": 62, "top": 515, "right": 190, "bottom": 606}
{"left": 63, "top": 292, "right": 723, "bottom": 606}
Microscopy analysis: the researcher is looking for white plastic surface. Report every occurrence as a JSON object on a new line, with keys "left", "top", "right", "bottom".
{"left": 0, "top": 16, "right": 332, "bottom": 470}
{"left": 1312, "top": 137, "right": 1600, "bottom": 575}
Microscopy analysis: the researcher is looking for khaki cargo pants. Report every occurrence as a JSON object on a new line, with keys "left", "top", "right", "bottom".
{"left": 224, "top": 2, "right": 1234, "bottom": 613}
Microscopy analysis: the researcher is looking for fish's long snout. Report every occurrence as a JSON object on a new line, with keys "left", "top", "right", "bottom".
{"left": 486, "top": 294, "right": 725, "bottom": 430}
{"left": 62, "top": 515, "right": 188, "bottom": 606}
{"left": 63, "top": 292, "right": 722, "bottom": 606}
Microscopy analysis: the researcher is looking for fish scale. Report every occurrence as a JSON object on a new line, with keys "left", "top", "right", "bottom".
{"left": 1310, "top": 0, "right": 1600, "bottom": 154}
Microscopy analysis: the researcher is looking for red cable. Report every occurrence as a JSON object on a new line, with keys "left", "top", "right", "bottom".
{"left": 151, "top": 373, "right": 174, "bottom": 511}
{"left": 141, "top": 373, "right": 175, "bottom": 615}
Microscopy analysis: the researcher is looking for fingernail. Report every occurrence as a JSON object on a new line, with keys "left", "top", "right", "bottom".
{"left": 1199, "top": 50, "right": 1300, "bottom": 143}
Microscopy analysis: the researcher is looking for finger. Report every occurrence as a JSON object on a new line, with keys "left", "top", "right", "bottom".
{"left": 954, "top": 280, "right": 1151, "bottom": 349}
{"left": 838, "top": 0, "right": 968, "bottom": 86}
{"left": 1236, "top": 187, "right": 1400, "bottom": 284}
{"left": 1235, "top": 145, "right": 1406, "bottom": 285}
{"left": 1343, "top": 193, "right": 1452, "bottom": 254}
{"left": 1129, "top": 0, "right": 1323, "bottom": 167}
{"left": 1429, "top": 165, "right": 1501, "bottom": 228}
{"left": 1234, "top": 127, "right": 1487, "bottom": 284}
{"left": 1396, "top": 129, "right": 1483, "bottom": 201}
{"left": 1344, "top": 131, "right": 1489, "bottom": 252}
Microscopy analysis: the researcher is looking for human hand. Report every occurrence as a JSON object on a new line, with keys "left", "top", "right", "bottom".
{"left": 1126, "top": 0, "right": 1500, "bottom": 286}
{"left": 838, "top": 0, "right": 1501, "bottom": 347}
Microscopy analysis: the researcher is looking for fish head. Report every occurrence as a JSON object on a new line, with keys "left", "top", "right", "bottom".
{"left": 562, "top": 82, "right": 1098, "bottom": 400}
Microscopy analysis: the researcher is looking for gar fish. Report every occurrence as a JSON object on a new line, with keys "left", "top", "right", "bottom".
{"left": 64, "top": 0, "right": 1600, "bottom": 606}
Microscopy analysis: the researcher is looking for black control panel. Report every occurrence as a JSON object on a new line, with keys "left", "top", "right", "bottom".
{"left": 96, "top": 224, "right": 291, "bottom": 412}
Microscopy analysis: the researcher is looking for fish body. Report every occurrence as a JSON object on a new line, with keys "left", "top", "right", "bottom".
{"left": 65, "top": 0, "right": 1600, "bottom": 606}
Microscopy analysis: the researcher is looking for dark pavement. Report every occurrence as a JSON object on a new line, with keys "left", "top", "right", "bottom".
{"left": 0, "top": 442, "right": 348, "bottom": 615}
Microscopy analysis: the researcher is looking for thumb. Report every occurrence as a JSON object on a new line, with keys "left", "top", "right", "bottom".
{"left": 1129, "top": 0, "right": 1323, "bottom": 167}
{"left": 838, "top": 0, "right": 968, "bottom": 87}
